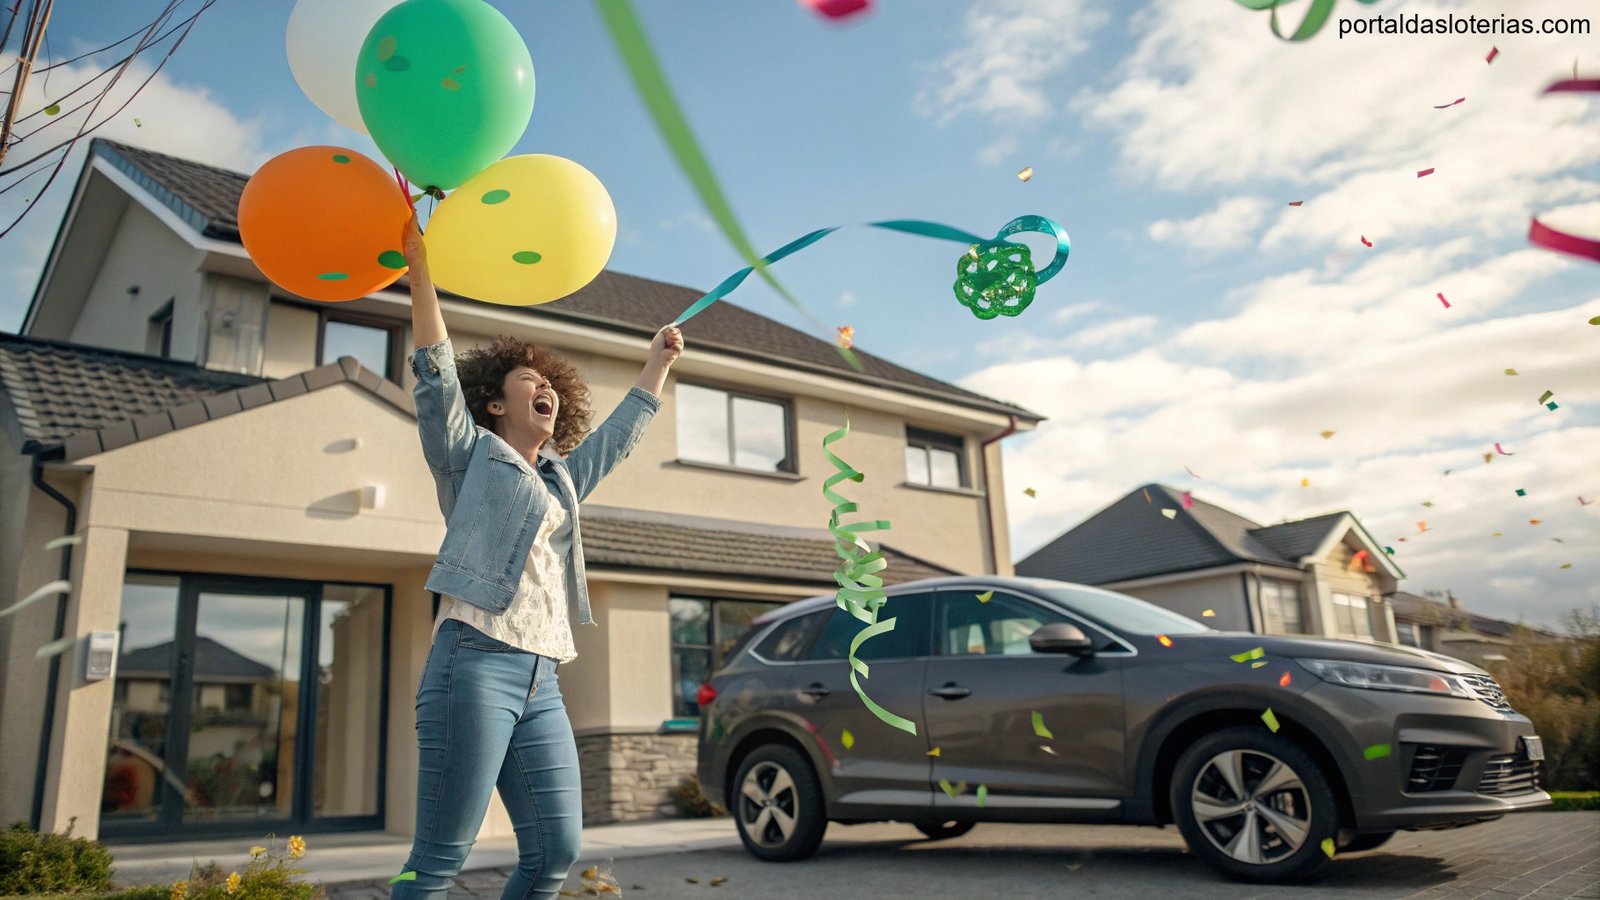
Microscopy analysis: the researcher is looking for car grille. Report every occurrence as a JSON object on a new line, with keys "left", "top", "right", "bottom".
{"left": 1479, "top": 754, "right": 1541, "bottom": 797}
{"left": 1458, "top": 673, "right": 1515, "bottom": 712}
{"left": 1407, "top": 745, "right": 1467, "bottom": 793}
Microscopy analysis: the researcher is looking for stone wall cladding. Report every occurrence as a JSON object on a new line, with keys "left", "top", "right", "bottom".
{"left": 578, "top": 731, "right": 700, "bottom": 825}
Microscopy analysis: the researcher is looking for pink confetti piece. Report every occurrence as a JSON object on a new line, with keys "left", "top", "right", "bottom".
{"left": 1545, "top": 78, "right": 1600, "bottom": 94}
{"left": 1185, "top": 466, "right": 1202, "bottom": 479}
{"left": 1486, "top": 46, "right": 1499, "bottom": 64}
{"left": 1580, "top": 496, "right": 1592, "bottom": 505}
{"left": 799, "top": 0, "right": 871, "bottom": 19}
{"left": 1360, "top": 235, "right": 1373, "bottom": 247}
{"left": 1529, "top": 216, "right": 1600, "bottom": 264}
{"left": 1288, "top": 200, "right": 1304, "bottom": 207}
{"left": 1494, "top": 442, "right": 1514, "bottom": 455}
{"left": 1437, "top": 292, "right": 1451, "bottom": 308}
{"left": 1433, "top": 97, "right": 1465, "bottom": 109}
{"left": 1181, "top": 491, "right": 1194, "bottom": 509}
{"left": 1417, "top": 167, "right": 1436, "bottom": 178}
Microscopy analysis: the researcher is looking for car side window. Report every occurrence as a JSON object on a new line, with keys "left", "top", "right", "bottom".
{"left": 806, "top": 593, "right": 932, "bottom": 662}
{"left": 939, "top": 591, "right": 1065, "bottom": 656}
{"left": 752, "top": 611, "right": 825, "bottom": 662}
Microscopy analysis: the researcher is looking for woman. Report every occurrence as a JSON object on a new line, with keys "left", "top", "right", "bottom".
{"left": 395, "top": 214, "right": 683, "bottom": 899}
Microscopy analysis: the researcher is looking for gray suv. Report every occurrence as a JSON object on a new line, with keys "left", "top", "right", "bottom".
{"left": 696, "top": 576, "right": 1550, "bottom": 882}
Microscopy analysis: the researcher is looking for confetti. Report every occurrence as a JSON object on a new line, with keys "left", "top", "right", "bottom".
{"left": 42, "top": 536, "right": 80, "bottom": 551}
{"left": 1023, "top": 487, "right": 1036, "bottom": 498}
{"left": 1202, "top": 609, "right": 1216, "bottom": 617}
{"left": 1158, "top": 635, "right": 1173, "bottom": 647}
{"left": 1442, "top": 469, "right": 1452, "bottom": 476}
{"left": 1288, "top": 200, "right": 1304, "bottom": 207}
{"left": 710, "top": 876, "right": 728, "bottom": 887}
{"left": 1181, "top": 491, "right": 1194, "bottom": 509}
{"left": 1017, "top": 166, "right": 1034, "bottom": 182}
{"left": 1529, "top": 519, "right": 1542, "bottom": 525}
{"left": 1143, "top": 488, "right": 1153, "bottom": 503}
{"left": 1580, "top": 497, "right": 1592, "bottom": 505}
{"left": 1300, "top": 478, "right": 1310, "bottom": 488}
{"left": 1484, "top": 452, "right": 1494, "bottom": 464}
{"left": 1530, "top": 215, "right": 1600, "bottom": 265}
{"left": 1231, "top": 647, "right": 1266, "bottom": 663}
{"left": 1416, "top": 520, "right": 1428, "bottom": 532}
{"left": 1437, "top": 292, "right": 1451, "bottom": 308}
{"left": 1279, "top": 672, "right": 1292, "bottom": 687}
{"left": 1320, "top": 430, "right": 1335, "bottom": 439}
{"left": 1538, "top": 390, "right": 1554, "bottom": 404}
{"left": 1364, "top": 743, "right": 1392, "bottom": 760}
{"left": 976, "top": 784, "right": 988, "bottom": 807}
{"left": 1384, "top": 546, "right": 1394, "bottom": 554}
{"left": 1041, "top": 746, "right": 1057, "bottom": 756}
{"left": 1417, "top": 167, "right": 1435, "bottom": 178}
{"left": 134, "top": 117, "right": 142, "bottom": 127}
{"left": 1505, "top": 368, "right": 1518, "bottom": 375}
{"left": 927, "top": 747, "right": 941, "bottom": 757}
{"left": 44, "top": 103, "right": 60, "bottom": 116}
{"left": 1434, "top": 97, "right": 1465, "bottom": 109}
{"left": 1322, "top": 837, "right": 1337, "bottom": 858}
{"left": 841, "top": 729, "right": 854, "bottom": 749}
{"left": 1547, "top": 402, "right": 1559, "bottom": 411}
{"left": 1591, "top": 316, "right": 1600, "bottom": 326}
{"left": 1515, "top": 488, "right": 1526, "bottom": 497}
{"left": 1495, "top": 442, "right": 1514, "bottom": 455}
{"left": 799, "top": 0, "right": 872, "bottom": 20}
{"left": 1493, "top": 532, "right": 1503, "bottom": 537}
{"left": 1185, "top": 466, "right": 1203, "bottom": 478}
{"left": 1561, "top": 563, "right": 1573, "bottom": 569}
{"left": 1032, "top": 711, "right": 1054, "bottom": 740}
{"left": 835, "top": 325, "right": 854, "bottom": 349}
{"left": 1421, "top": 501, "right": 1434, "bottom": 508}
{"left": 1360, "top": 235, "right": 1372, "bottom": 247}
{"left": 687, "top": 877, "right": 699, "bottom": 884}
{"left": 1261, "top": 708, "right": 1280, "bottom": 732}
{"left": 1162, "top": 508, "right": 1177, "bottom": 519}
{"left": 1486, "top": 46, "right": 1499, "bottom": 64}
{"left": 1251, "top": 660, "right": 1268, "bottom": 669}
{"left": 938, "top": 779, "right": 967, "bottom": 798}
{"left": 977, "top": 590, "right": 993, "bottom": 604}
{"left": 389, "top": 872, "right": 417, "bottom": 885}
{"left": 0, "top": 580, "right": 70, "bottom": 618}
{"left": 34, "top": 636, "right": 75, "bottom": 660}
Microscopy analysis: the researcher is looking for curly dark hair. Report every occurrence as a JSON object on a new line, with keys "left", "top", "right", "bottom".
{"left": 455, "top": 336, "right": 592, "bottom": 454}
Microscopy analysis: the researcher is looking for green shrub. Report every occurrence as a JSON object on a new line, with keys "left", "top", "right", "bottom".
{"left": 1548, "top": 791, "right": 1600, "bottom": 812}
{"left": 0, "top": 819, "right": 114, "bottom": 895}
{"left": 172, "top": 835, "right": 323, "bottom": 900}
{"left": 667, "top": 776, "right": 724, "bottom": 818}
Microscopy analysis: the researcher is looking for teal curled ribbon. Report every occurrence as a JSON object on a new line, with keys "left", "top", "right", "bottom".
{"left": 670, "top": 215, "right": 1070, "bottom": 328}
{"left": 1234, "top": 0, "right": 1379, "bottom": 40}
{"left": 822, "top": 417, "right": 916, "bottom": 735}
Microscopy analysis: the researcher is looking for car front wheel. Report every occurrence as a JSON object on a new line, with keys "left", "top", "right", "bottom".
{"left": 732, "top": 744, "right": 828, "bottom": 862}
{"left": 1171, "top": 726, "right": 1340, "bottom": 883}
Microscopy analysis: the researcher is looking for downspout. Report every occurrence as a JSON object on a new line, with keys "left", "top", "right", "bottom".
{"left": 27, "top": 446, "right": 75, "bottom": 832}
{"left": 978, "top": 415, "right": 1019, "bottom": 574}
{"left": 1241, "top": 569, "right": 1260, "bottom": 633}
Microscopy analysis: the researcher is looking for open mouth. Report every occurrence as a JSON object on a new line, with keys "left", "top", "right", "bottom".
{"left": 533, "top": 396, "right": 554, "bottom": 417}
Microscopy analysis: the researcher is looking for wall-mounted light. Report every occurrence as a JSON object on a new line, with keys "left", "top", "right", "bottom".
{"left": 359, "top": 484, "right": 386, "bottom": 511}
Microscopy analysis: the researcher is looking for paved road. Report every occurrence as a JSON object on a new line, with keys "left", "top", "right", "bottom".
{"left": 327, "top": 812, "right": 1598, "bottom": 899}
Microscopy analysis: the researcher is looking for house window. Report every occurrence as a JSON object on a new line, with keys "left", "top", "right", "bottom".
{"left": 675, "top": 383, "right": 791, "bottom": 473}
{"left": 1259, "top": 580, "right": 1303, "bottom": 634}
{"left": 669, "top": 596, "right": 781, "bottom": 717}
{"left": 146, "top": 300, "right": 175, "bottom": 357}
{"left": 1333, "top": 592, "right": 1374, "bottom": 639}
{"left": 1395, "top": 622, "right": 1431, "bottom": 649}
{"left": 905, "top": 427, "right": 966, "bottom": 489}
{"left": 320, "top": 315, "right": 399, "bottom": 380}
{"left": 223, "top": 683, "right": 253, "bottom": 711}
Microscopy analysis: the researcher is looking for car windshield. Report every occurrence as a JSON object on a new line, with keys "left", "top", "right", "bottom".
{"left": 1036, "top": 584, "right": 1212, "bottom": 636}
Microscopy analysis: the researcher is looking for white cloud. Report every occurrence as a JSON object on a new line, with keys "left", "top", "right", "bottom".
{"left": 1148, "top": 196, "right": 1272, "bottom": 251}
{"left": 837, "top": 290, "right": 859, "bottom": 307}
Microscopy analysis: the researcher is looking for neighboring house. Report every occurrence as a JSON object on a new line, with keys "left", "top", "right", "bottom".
{"left": 1390, "top": 591, "right": 1523, "bottom": 667}
{"left": 1016, "top": 484, "right": 1403, "bottom": 643}
{"left": 0, "top": 139, "right": 1042, "bottom": 842}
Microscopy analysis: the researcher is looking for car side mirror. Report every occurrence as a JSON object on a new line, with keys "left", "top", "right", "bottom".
{"left": 1029, "top": 622, "right": 1094, "bottom": 656}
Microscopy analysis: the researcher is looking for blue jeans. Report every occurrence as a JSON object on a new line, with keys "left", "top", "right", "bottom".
{"left": 393, "top": 619, "right": 582, "bottom": 899}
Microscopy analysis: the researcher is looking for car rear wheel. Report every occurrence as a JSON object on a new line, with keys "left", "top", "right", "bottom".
{"left": 1340, "top": 830, "right": 1395, "bottom": 852}
{"left": 732, "top": 744, "right": 827, "bottom": 862}
{"left": 915, "top": 820, "right": 976, "bottom": 841}
{"left": 1171, "top": 726, "right": 1339, "bottom": 883}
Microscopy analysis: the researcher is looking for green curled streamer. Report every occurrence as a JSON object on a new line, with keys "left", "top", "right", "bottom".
{"left": 822, "top": 418, "right": 917, "bottom": 735}
{"left": 1234, "top": 0, "right": 1381, "bottom": 40}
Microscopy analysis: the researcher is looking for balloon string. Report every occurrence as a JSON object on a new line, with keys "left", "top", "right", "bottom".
{"left": 393, "top": 167, "right": 414, "bottom": 211}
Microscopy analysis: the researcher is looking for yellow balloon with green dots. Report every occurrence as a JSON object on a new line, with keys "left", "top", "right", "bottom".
{"left": 424, "top": 154, "right": 617, "bottom": 306}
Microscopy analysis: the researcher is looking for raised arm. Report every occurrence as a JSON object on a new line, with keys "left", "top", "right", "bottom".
{"left": 564, "top": 326, "right": 683, "bottom": 501}
{"left": 404, "top": 214, "right": 477, "bottom": 507}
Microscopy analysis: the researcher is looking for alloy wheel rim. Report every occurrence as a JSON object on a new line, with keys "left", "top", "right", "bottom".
{"left": 739, "top": 761, "right": 799, "bottom": 847}
{"left": 1190, "top": 748, "right": 1312, "bottom": 865}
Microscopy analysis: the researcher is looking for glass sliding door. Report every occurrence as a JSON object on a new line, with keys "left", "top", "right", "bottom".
{"left": 102, "top": 575, "right": 183, "bottom": 828}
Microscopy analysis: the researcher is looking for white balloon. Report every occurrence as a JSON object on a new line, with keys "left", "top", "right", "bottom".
{"left": 285, "top": 0, "right": 405, "bottom": 133}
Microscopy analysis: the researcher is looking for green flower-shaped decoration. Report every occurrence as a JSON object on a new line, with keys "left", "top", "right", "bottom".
{"left": 953, "top": 242, "right": 1036, "bottom": 319}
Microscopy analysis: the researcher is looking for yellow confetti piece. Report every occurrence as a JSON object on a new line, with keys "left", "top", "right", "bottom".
{"left": 1530, "top": 518, "right": 1542, "bottom": 525}
{"left": 835, "top": 325, "right": 855, "bottom": 348}
{"left": 976, "top": 784, "right": 988, "bottom": 807}
{"left": 1157, "top": 634, "right": 1173, "bottom": 647}
{"left": 1321, "top": 837, "right": 1336, "bottom": 858}
{"left": 581, "top": 867, "right": 598, "bottom": 880}
{"left": 977, "top": 590, "right": 993, "bottom": 603}
{"left": 1162, "top": 508, "right": 1177, "bottom": 519}
{"left": 1022, "top": 487, "right": 1036, "bottom": 498}
{"left": 1560, "top": 563, "right": 1573, "bottom": 569}
{"left": 710, "top": 876, "right": 728, "bottom": 887}
{"left": 1201, "top": 609, "right": 1215, "bottom": 617}
{"left": 938, "top": 778, "right": 967, "bottom": 798}
{"left": 927, "top": 747, "right": 941, "bottom": 757}
{"left": 1231, "top": 647, "right": 1265, "bottom": 663}
{"left": 1504, "top": 368, "right": 1518, "bottom": 375}
{"left": 1363, "top": 743, "right": 1392, "bottom": 760}
{"left": 134, "top": 117, "right": 142, "bottom": 127}
{"left": 1251, "top": 660, "right": 1268, "bottom": 669}
{"left": 1538, "top": 389, "right": 1554, "bottom": 404}
{"left": 1031, "top": 710, "right": 1054, "bottom": 740}
{"left": 1320, "top": 430, "right": 1335, "bottom": 439}
{"left": 1421, "top": 501, "right": 1433, "bottom": 508}
{"left": 1017, "top": 166, "right": 1033, "bottom": 182}
{"left": 841, "top": 729, "right": 854, "bottom": 749}
{"left": 1261, "top": 708, "right": 1280, "bottom": 732}
{"left": 44, "top": 103, "right": 60, "bottom": 116}
{"left": 1041, "top": 745, "right": 1057, "bottom": 755}
{"left": 1492, "top": 531, "right": 1503, "bottom": 537}
{"left": 1300, "top": 477, "right": 1310, "bottom": 488}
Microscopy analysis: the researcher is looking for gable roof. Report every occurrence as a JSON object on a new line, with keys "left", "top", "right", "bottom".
{"left": 0, "top": 331, "right": 411, "bottom": 461}
{"left": 85, "top": 139, "right": 1039, "bottom": 423}
{"left": 1390, "top": 591, "right": 1519, "bottom": 638}
{"left": 1015, "top": 484, "right": 1367, "bottom": 585}
{"left": 119, "top": 635, "right": 275, "bottom": 681}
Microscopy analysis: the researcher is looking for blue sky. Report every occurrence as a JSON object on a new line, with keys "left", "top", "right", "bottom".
{"left": 1, "top": 0, "right": 1595, "bottom": 629}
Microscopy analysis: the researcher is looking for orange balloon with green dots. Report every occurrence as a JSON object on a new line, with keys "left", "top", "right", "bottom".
{"left": 238, "top": 146, "right": 412, "bottom": 302}
{"left": 423, "top": 154, "right": 616, "bottom": 306}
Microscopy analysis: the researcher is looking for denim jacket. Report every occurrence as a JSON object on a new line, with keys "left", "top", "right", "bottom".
{"left": 410, "top": 339, "right": 661, "bottom": 625}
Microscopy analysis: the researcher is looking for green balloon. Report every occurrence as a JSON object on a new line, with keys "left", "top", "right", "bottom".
{"left": 356, "top": 0, "right": 535, "bottom": 191}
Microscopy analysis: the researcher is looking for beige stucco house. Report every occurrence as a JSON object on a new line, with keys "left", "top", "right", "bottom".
{"left": 0, "top": 139, "right": 1040, "bottom": 843}
{"left": 1017, "top": 484, "right": 1404, "bottom": 643}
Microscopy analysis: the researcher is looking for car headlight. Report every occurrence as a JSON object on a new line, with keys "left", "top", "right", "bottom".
{"left": 1300, "top": 658, "right": 1475, "bottom": 698}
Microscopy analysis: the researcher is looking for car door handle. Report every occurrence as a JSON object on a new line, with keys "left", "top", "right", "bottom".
{"left": 800, "top": 683, "right": 830, "bottom": 698}
{"left": 928, "top": 683, "right": 971, "bottom": 700}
